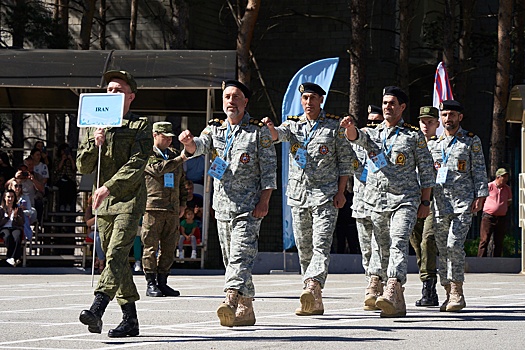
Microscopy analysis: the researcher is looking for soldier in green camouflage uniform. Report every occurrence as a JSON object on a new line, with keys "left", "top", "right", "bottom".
{"left": 428, "top": 100, "right": 488, "bottom": 312}
{"left": 264, "top": 83, "right": 355, "bottom": 317}
{"left": 341, "top": 86, "right": 435, "bottom": 318}
{"left": 78, "top": 70, "right": 152, "bottom": 338}
{"left": 142, "top": 122, "right": 187, "bottom": 298}
{"left": 179, "top": 80, "right": 276, "bottom": 327}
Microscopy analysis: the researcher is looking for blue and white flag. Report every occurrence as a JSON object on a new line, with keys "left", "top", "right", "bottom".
{"left": 281, "top": 57, "right": 339, "bottom": 250}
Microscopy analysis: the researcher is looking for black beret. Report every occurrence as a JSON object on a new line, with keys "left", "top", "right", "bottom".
{"left": 439, "top": 100, "right": 463, "bottom": 112}
{"left": 222, "top": 80, "right": 252, "bottom": 99}
{"left": 299, "top": 82, "right": 326, "bottom": 96}
{"left": 368, "top": 104, "right": 383, "bottom": 115}
{"left": 383, "top": 86, "right": 409, "bottom": 104}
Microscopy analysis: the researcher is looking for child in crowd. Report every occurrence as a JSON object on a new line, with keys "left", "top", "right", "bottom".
{"left": 179, "top": 207, "right": 199, "bottom": 259}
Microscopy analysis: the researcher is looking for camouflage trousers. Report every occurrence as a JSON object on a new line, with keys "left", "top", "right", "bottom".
{"left": 217, "top": 212, "right": 262, "bottom": 298}
{"left": 409, "top": 211, "right": 438, "bottom": 281}
{"left": 96, "top": 214, "right": 141, "bottom": 305}
{"left": 356, "top": 216, "right": 387, "bottom": 281}
{"left": 370, "top": 206, "right": 417, "bottom": 285}
{"left": 434, "top": 212, "right": 473, "bottom": 284}
{"left": 291, "top": 201, "right": 338, "bottom": 288}
{"left": 141, "top": 210, "right": 180, "bottom": 274}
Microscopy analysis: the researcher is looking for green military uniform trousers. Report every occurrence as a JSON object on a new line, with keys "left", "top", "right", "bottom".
{"left": 141, "top": 210, "right": 180, "bottom": 274}
{"left": 409, "top": 210, "right": 438, "bottom": 282}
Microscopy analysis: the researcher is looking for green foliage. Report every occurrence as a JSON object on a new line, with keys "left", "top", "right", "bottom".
{"left": 464, "top": 235, "right": 521, "bottom": 257}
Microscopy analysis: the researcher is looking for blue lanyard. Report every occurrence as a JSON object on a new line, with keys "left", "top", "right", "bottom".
{"left": 382, "top": 127, "right": 400, "bottom": 156}
{"left": 302, "top": 118, "right": 320, "bottom": 148}
{"left": 441, "top": 136, "right": 457, "bottom": 165}
{"left": 222, "top": 122, "right": 238, "bottom": 158}
{"left": 154, "top": 146, "right": 168, "bottom": 160}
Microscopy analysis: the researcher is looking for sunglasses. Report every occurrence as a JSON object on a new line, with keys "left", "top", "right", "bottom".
{"left": 14, "top": 184, "right": 23, "bottom": 188}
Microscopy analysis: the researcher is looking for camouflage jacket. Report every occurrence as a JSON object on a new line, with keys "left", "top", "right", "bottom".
{"left": 144, "top": 147, "right": 187, "bottom": 213}
{"left": 428, "top": 126, "right": 489, "bottom": 216}
{"left": 274, "top": 110, "right": 355, "bottom": 207}
{"left": 76, "top": 112, "right": 153, "bottom": 215}
{"left": 351, "top": 118, "right": 435, "bottom": 212}
{"left": 191, "top": 112, "right": 277, "bottom": 219}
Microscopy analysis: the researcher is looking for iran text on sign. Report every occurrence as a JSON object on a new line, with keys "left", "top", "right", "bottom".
{"left": 77, "top": 93, "right": 125, "bottom": 128}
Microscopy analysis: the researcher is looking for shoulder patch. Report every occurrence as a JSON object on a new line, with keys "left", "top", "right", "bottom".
{"left": 325, "top": 113, "right": 341, "bottom": 120}
{"left": 249, "top": 118, "right": 264, "bottom": 127}
{"left": 403, "top": 122, "right": 419, "bottom": 132}
{"left": 208, "top": 118, "right": 224, "bottom": 127}
{"left": 467, "top": 132, "right": 475, "bottom": 137}
{"left": 286, "top": 115, "right": 301, "bottom": 122}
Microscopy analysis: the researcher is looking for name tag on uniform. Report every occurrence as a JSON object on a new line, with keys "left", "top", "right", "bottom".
{"left": 368, "top": 152, "right": 387, "bottom": 173}
{"left": 208, "top": 157, "right": 229, "bottom": 180}
{"left": 164, "top": 173, "right": 174, "bottom": 188}
{"left": 436, "top": 166, "right": 449, "bottom": 184}
{"left": 294, "top": 148, "right": 307, "bottom": 169}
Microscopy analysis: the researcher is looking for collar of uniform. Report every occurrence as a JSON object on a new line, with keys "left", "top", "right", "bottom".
{"left": 220, "top": 112, "right": 250, "bottom": 129}
{"left": 299, "top": 110, "right": 325, "bottom": 124}
{"left": 438, "top": 126, "right": 465, "bottom": 141}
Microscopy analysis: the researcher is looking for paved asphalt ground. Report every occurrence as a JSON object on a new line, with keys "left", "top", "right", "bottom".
{"left": 0, "top": 270, "right": 524, "bottom": 350}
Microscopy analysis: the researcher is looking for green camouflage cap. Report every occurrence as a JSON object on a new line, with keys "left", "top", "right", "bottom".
{"left": 103, "top": 70, "right": 138, "bottom": 93}
{"left": 153, "top": 122, "right": 175, "bottom": 136}
{"left": 419, "top": 106, "right": 439, "bottom": 119}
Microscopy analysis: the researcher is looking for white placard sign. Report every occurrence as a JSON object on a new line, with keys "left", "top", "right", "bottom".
{"left": 77, "top": 93, "right": 125, "bottom": 128}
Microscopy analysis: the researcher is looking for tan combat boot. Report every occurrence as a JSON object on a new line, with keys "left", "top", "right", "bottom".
{"left": 217, "top": 289, "right": 239, "bottom": 327}
{"left": 440, "top": 284, "right": 451, "bottom": 312}
{"left": 445, "top": 281, "right": 466, "bottom": 312}
{"left": 233, "top": 296, "right": 256, "bottom": 326}
{"left": 364, "top": 275, "right": 383, "bottom": 311}
{"left": 295, "top": 278, "right": 324, "bottom": 316}
{"left": 375, "top": 278, "right": 406, "bottom": 318}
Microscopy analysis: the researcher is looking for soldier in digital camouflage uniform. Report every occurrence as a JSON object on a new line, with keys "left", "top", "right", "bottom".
{"left": 341, "top": 86, "right": 435, "bottom": 318}
{"left": 351, "top": 105, "right": 389, "bottom": 311}
{"left": 179, "top": 80, "right": 276, "bottom": 327}
{"left": 263, "top": 82, "right": 355, "bottom": 316}
{"left": 142, "top": 121, "right": 187, "bottom": 298}
{"left": 429, "top": 100, "right": 488, "bottom": 312}
{"left": 411, "top": 106, "right": 440, "bottom": 307}
{"left": 78, "top": 70, "right": 153, "bottom": 337}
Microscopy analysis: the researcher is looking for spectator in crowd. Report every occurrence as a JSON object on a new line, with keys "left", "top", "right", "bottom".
{"left": 183, "top": 155, "right": 205, "bottom": 185}
{"left": 30, "top": 148, "right": 49, "bottom": 186}
{"left": 179, "top": 207, "right": 199, "bottom": 260}
{"left": 0, "top": 189, "right": 25, "bottom": 267}
{"left": 16, "top": 163, "right": 45, "bottom": 223}
{"left": 54, "top": 143, "right": 77, "bottom": 212}
{"left": 7, "top": 177, "right": 36, "bottom": 240}
{"left": 33, "top": 141, "right": 51, "bottom": 167}
{"left": 0, "top": 152, "right": 16, "bottom": 181}
{"left": 477, "top": 168, "right": 512, "bottom": 257}
{"left": 84, "top": 195, "right": 105, "bottom": 273}
{"left": 185, "top": 180, "right": 203, "bottom": 224}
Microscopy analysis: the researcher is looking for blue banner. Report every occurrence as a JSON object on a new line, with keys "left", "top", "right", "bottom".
{"left": 281, "top": 57, "right": 340, "bottom": 250}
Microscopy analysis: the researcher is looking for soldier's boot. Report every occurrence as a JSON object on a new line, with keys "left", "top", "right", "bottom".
{"left": 445, "top": 281, "right": 466, "bottom": 312}
{"left": 364, "top": 275, "right": 383, "bottom": 311}
{"left": 145, "top": 273, "right": 163, "bottom": 297}
{"left": 157, "top": 273, "right": 180, "bottom": 297}
{"left": 233, "top": 296, "right": 256, "bottom": 326}
{"left": 415, "top": 278, "right": 439, "bottom": 307}
{"left": 217, "top": 289, "right": 239, "bottom": 327}
{"left": 375, "top": 278, "right": 406, "bottom": 318}
{"left": 108, "top": 302, "right": 140, "bottom": 338}
{"left": 439, "top": 284, "right": 451, "bottom": 312}
{"left": 295, "top": 278, "right": 324, "bottom": 316}
{"left": 79, "top": 292, "right": 111, "bottom": 333}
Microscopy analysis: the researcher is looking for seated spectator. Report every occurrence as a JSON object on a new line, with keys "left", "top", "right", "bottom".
{"left": 16, "top": 163, "right": 45, "bottom": 223}
{"left": 54, "top": 143, "right": 77, "bottom": 212}
{"left": 183, "top": 155, "right": 205, "bottom": 185}
{"left": 0, "top": 189, "right": 25, "bottom": 267}
{"left": 84, "top": 195, "right": 105, "bottom": 273}
{"left": 185, "top": 180, "right": 203, "bottom": 225}
{"left": 30, "top": 148, "right": 49, "bottom": 186}
{"left": 33, "top": 141, "right": 51, "bottom": 167}
{"left": 7, "top": 177, "right": 37, "bottom": 240}
{"left": 179, "top": 207, "right": 201, "bottom": 260}
{"left": 0, "top": 152, "right": 16, "bottom": 181}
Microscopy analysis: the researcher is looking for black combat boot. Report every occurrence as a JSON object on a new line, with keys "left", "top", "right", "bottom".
{"left": 145, "top": 273, "right": 163, "bottom": 297}
{"left": 79, "top": 292, "right": 111, "bottom": 333}
{"left": 108, "top": 302, "right": 140, "bottom": 337}
{"left": 415, "top": 278, "right": 439, "bottom": 306}
{"left": 157, "top": 273, "right": 180, "bottom": 297}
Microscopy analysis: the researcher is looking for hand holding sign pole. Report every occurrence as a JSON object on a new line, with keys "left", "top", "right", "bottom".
{"left": 78, "top": 93, "right": 124, "bottom": 286}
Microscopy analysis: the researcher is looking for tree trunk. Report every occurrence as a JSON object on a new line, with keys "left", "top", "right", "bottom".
{"left": 443, "top": 0, "right": 456, "bottom": 78}
{"left": 456, "top": 0, "right": 474, "bottom": 101}
{"left": 130, "top": 0, "right": 138, "bottom": 49}
{"left": 11, "top": 0, "right": 26, "bottom": 48}
{"left": 513, "top": 0, "right": 525, "bottom": 86}
{"left": 99, "top": 0, "right": 107, "bottom": 50}
{"left": 490, "top": 0, "right": 512, "bottom": 177}
{"left": 236, "top": 0, "right": 260, "bottom": 84}
{"left": 349, "top": 0, "right": 367, "bottom": 127}
{"left": 168, "top": 0, "right": 190, "bottom": 49}
{"left": 79, "top": 0, "right": 97, "bottom": 50}
{"left": 398, "top": 0, "right": 412, "bottom": 94}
